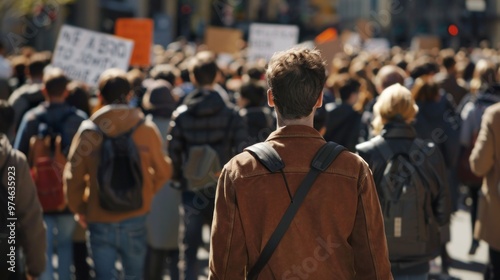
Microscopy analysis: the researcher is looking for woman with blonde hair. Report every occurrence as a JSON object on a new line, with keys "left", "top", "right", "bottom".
{"left": 357, "top": 84, "right": 451, "bottom": 280}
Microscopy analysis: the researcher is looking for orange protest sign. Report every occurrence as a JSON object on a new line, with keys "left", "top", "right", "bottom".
{"left": 205, "top": 26, "right": 243, "bottom": 54}
{"left": 115, "top": 18, "right": 154, "bottom": 67}
{"left": 315, "top": 28, "right": 337, "bottom": 44}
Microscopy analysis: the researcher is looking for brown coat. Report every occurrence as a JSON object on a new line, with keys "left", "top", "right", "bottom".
{"left": 470, "top": 102, "right": 500, "bottom": 251}
{"left": 209, "top": 125, "right": 392, "bottom": 280}
{"left": 64, "top": 105, "right": 172, "bottom": 223}
{"left": 0, "top": 134, "right": 46, "bottom": 276}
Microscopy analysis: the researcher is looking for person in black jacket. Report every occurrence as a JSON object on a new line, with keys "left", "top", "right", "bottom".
{"left": 323, "top": 75, "right": 361, "bottom": 152}
{"left": 356, "top": 84, "right": 451, "bottom": 280}
{"left": 166, "top": 51, "right": 248, "bottom": 280}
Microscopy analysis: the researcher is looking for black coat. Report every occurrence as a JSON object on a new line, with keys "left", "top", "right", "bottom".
{"left": 167, "top": 89, "right": 248, "bottom": 182}
{"left": 238, "top": 106, "right": 275, "bottom": 144}
{"left": 356, "top": 121, "right": 451, "bottom": 275}
{"left": 323, "top": 103, "right": 361, "bottom": 152}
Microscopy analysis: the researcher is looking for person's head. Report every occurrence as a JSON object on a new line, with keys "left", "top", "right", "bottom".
{"left": 189, "top": 51, "right": 218, "bottom": 87}
{"left": 372, "top": 84, "right": 418, "bottom": 135}
{"left": 471, "top": 59, "right": 497, "bottom": 93}
{"left": 66, "top": 82, "right": 90, "bottom": 116}
{"left": 0, "top": 101, "right": 14, "bottom": 134}
{"left": 375, "top": 65, "right": 407, "bottom": 93}
{"left": 42, "top": 67, "right": 69, "bottom": 101}
{"left": 28, "top": 54, "right": 48, "bottom": 80}
{"left": 411, "top": 78, "right": 440, "bottom": 102}
{"left": 142, "top": 80, "right": 177, "bottom": 118}
{"left": 245, "top": 64, "right": 265, "bottom": 81}
{"left": 150, "top": 64, "right": 180, "bottom": 86}
{"left": 442, "top": 55, "right": 456, "bottom": 74}
{"left": 237, "top": 81, "right": 266, "bottom": 108}
{"left": 98, "top": 68, "right": 132, "bottom": 105}
{"left": 338, "top": 77, "right": 361, "bottom": 105}
{"left": 266, "top": 48, "right": 326, "bottom": 122}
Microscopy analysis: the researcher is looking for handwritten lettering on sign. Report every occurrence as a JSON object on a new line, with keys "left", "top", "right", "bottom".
{"left": 52, "top": 25, "right": 134, "bottom": 86}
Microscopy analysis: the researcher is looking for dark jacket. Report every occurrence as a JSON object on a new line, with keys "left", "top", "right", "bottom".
{"left": 356, "top": 121, "right": 451, "bottom": 276}
{"left": 435, "top": 72, "right": 468, "bottom": 106}
{"left": 238, "top": 106, "right": 275, "bottom": 144}
{"left": 413, "top": 93, "right": 461, "bottom": 168}
{"left": 209, "top": 125, "right": 392, "bottom": 279}
{"left": 7, "top": 83, "right": 45, "bottom": 141}
{"left": 167, "top": 89, "right": 248, "bottom": 184}
{"left": 14, "top": 102, "right": 88, "bottom": 157}
{"left": 0, "top": 134, "right": 46, "bottom": 276}
{"left": 323, "top": 103, "right": 362, "bottom": 152}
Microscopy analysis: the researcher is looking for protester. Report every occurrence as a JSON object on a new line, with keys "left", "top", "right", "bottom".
{"left": 142, "top": 80, "right": 181, "bottom": 280}
{"left": 0, "top": 101, "right": 46, "bottom": 280}
{"left": 7, "top": 54, "right": 47, "bottom": 141}
{"left": 167, "top": 51, "right": 248, "bottom": 280}
{"left": 13, "top": 68, "right": 87, "bottom": 280}
{"left": 64, "top": 69, "right": 172, "bottom": 280}
{"left": 0, "top": 42, "right": 11, "bottom": 80}
{"left": 434, "top": 54, "right": 468, "bottom": 106}
{"left": 469, "top": 102, "right": 500, "bottom": 280}
{"left": 323, "top": 74, "right": 362, "bottom": 152}
{"left": 357, "top": 84, "right": 451, "bottom": 280}
{"left": 209, "top": 48, "right": 392, "bottom": 279}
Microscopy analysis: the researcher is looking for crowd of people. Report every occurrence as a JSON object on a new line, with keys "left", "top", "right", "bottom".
{"left": 0, "top": 35, "right": 499, "bottom": 280}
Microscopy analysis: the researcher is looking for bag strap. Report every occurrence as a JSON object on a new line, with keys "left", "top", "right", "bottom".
{"left": 372, "top": 136, "right": 394, "bottom": 163}
{"left": 245, "top": 141, "right": 346, "bottom": 280}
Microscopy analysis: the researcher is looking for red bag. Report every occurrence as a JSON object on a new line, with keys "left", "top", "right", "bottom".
{"left": 29, "top": 135, "right": 66, "bottom": 212}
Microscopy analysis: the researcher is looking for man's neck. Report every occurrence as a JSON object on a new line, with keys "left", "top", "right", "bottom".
{"left": 276, "top": 115, "right": 314, "bottom": 128}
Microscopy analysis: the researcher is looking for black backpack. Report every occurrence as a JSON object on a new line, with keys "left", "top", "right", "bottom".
{"left": 374, "top": 137, "right": 440, "bottom": 263}
{"left": 82, "top": 119, "right": 145, "bottom": 212}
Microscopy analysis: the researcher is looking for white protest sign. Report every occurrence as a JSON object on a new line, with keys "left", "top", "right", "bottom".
{"left": 248, "top": 23, "right": 299, "bottom": 62}
{"left": 364, "top": 38, "right": 390, "bottom": 55}
{"left": 52, "top": 25, "right": 134, "bottom": 86}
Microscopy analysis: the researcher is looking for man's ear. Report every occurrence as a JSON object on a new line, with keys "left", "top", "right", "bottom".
{"left": 61, "top": 89, "right": 69, "bottom": 100}
{"left": 267, "top": 89, "right": 275, "bottom": 107}
{"left": 315, "top": 91, "right": 324, "bottom": 108}
{"left": 41, "top": 86, "right": 49, "bottom": 100}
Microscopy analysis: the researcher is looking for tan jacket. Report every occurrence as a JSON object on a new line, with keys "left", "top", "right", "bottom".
{"left": 64, "top": 105, "right": 172, "bottom": 223}
{"left": 0, "top": 134, "right": 46, "bottom": 276}
{"left": 209, "top": 125, "right": 392, "bottom": 280}
{"left": 470, "top": 102, "right": 500, "bottom": 251}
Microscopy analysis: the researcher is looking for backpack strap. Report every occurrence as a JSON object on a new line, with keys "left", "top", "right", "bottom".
{"left": 245, "top": 141, "right": 346, "bottom": 280}
{"left": 372, "top": 136, "right": 395, "bottom": 163}
{"left": 245, "top": 142, "right": 285, "bottom": 172}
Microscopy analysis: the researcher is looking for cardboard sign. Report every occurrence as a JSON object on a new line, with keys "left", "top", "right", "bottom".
{"left": 115, "top": 18, "right": 154, "bottom": 67}
{"left": 52, "top": 25, "right": 134, "bottom": 86}
{"left": 205, "top": 27, "right": 243, "bottom": 54}
{"left": 411, "top": 36, "right": 441, "bottom": 51}
{"left": 248, "top": 23, "right": 299, "bottom": 61}
{"left": 315, "top": 39, "right": 343, "bottom": 69}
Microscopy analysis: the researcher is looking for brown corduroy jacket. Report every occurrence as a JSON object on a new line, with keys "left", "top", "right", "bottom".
{"left": 209, "top": 125, "right": 392, "bottom": 280}
{"left": 64, "top": 105, "right": 172, "bottom": 223}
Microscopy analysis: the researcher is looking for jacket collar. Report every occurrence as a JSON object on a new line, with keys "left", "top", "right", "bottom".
{"left": 267, "top": 125, "right": 324, "bottom": 141}
{"left": 380, "top": 121, "right": 416, "bottom": 139}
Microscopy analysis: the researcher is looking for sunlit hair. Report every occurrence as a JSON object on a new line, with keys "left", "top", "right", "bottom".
{"left": 372, "top": 84, "right": 419, "bottom": 135}
{"left": 411, "top": 78, "right": 440, "bottom": 102}
{"left": 470, "top": 59, "right": 497, "bottom": 94}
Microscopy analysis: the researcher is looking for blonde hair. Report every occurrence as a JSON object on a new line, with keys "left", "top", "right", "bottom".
{"left": 470, "top": 59, "right": 497, "bottom": 94}
{"left": 372, "top": 84, "right": 419, "bottom": 135}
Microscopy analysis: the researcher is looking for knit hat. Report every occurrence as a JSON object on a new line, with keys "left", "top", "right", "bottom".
{"left": 142, "top": 80, "right": 177, "bottom": 118}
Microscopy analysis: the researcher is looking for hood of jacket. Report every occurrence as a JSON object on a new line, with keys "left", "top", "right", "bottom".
{"left": 182, "top": 89, "right": 227, "bottom": 117}
{"left": 90, "top": 104, "right": 144, "bottom": 137}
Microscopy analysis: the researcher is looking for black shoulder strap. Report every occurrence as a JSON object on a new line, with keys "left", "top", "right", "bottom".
{"left": 245, "top": 141, "right": 346, "bottom": 280}
{"left": 372, "top": 136, "right": 394, "bottom": 163}
{"left": 245, "top": 142, "right": 285, "bottom": 172}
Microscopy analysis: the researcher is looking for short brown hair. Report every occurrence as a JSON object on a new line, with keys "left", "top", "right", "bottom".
{"left": 190, "top": 51, "right": 218, "bottom": 86}
{"left": 266, "top": 48, "right": 326, "bottom": 119}
{"left": 98, "top": 68, "right": 131, "bottom": 104}
{"left": 411, "top": 78, "right": 440, "bottom": 102}
{"left": 43, "top": 67, "right": 69, "bottom": 97}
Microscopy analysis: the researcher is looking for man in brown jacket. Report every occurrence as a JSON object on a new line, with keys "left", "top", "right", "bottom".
{"left": 470, "top": 102, "right": 500, "bottom": 279}
{"left": 0, "top": 101, "right": 46, "bottom": 279}
{"left": 209, "top": 48, "right": 392, "bottom": 279}
{"left": 64, "top": 69, "right": 172, "bottom": 280}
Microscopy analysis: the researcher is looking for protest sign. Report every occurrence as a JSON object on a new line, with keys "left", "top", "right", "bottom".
{"left": 248, "top": 23, "right": 299, "bottom": 61}
{"left": 52, "top": 25, "right": 134, "bottom": 86}
{"left": 411, "top": 36, "right": 441, "bottom": 51}
{"left": 364, "top": 38, "right": 390, "bottom": 55}
{"left": 115, "top": 18, "right": 154, "bottom": 67}
{"left": 205, "top": 27, "right": 243, "bottom": 54}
